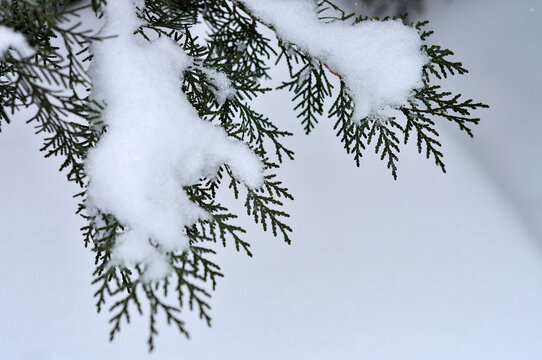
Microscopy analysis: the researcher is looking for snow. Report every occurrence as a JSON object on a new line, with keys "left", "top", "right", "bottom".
{"left": 0, "top": 25, "right": 33, "bottom": 58}
{"left": 85, "top": 0, "right": 263, "bottom": 280}
{"left": 201, "top": 67, "right": 236, "bottom": 106}
{"left": 241, "top": 0, "right": 427, "bottom": 120}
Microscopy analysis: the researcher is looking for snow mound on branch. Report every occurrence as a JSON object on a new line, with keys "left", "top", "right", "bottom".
{"left": 242, "top": 0, "right": 427, "bottom": 120}
{"left": 85, "top": 0, "right": 263, "bottom": 280}
{"left": 0, "top": 26, "right": 33, "bottom": 58}
{"left": 201, "top": 67, "right": 237, "bottom": 107}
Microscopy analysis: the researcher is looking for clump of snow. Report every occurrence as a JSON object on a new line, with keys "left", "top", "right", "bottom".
{"left": 0, "top": 26, "right": 33, "bottom": 58}
{"left": 85, "top": 0, "right": 263, "bottom": 280}
{"left": 201, "top": 67, "right": 236, "bottom": 106}
{"left": 242, "top": 0, "right": 427, "bottom": 120}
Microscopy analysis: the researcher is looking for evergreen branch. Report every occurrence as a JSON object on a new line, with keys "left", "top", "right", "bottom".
{"left": 0, "top": 2, "right": 102, "bottom": 185}
{"left": 367, "top": 117, "right": 401, "bottom": 179}
{"left": 205, "top": 0, "right": 277, "bottom": 78}
{"left": 278, "top": 61, "right": 333, "bottom": 134}
{"left": 330, "top": 81, "right": 368, "bottom": 167}
{"left": 244, "top": 174, "right": 293, "bottom": 244}
{"left": 316, "top": 0, "right": 356, "bottom": 22}
{"left": 401, "top": 107, "right": 446, "bottom": 171}
{"left": 108, "top": 276, "right": 143, "bottom": 342}
{"left": 229, "top": 101, "right": 294, "bottom": 162}
{"left": 142, "top": 283, "right": 189, "bottom": 351}
{"left": 408, "top": 85, "right": 487, "bottom": 137}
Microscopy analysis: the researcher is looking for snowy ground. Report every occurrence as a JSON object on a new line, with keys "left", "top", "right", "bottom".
{"left": 1, "top": 0, "right": 542, "bottom": 359}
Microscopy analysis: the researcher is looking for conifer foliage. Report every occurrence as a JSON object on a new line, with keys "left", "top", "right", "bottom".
{"left": 0, "top": 0, "right": 487, "bottom": 350}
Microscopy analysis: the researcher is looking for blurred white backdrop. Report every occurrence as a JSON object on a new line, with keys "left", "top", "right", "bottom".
{"left": 1, "top": 0, "right": 541, "bottom": 359}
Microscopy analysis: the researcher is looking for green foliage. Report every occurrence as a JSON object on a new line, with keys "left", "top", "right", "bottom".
{"left": 0, "top": 0, "right": 486, "bottom": 351}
